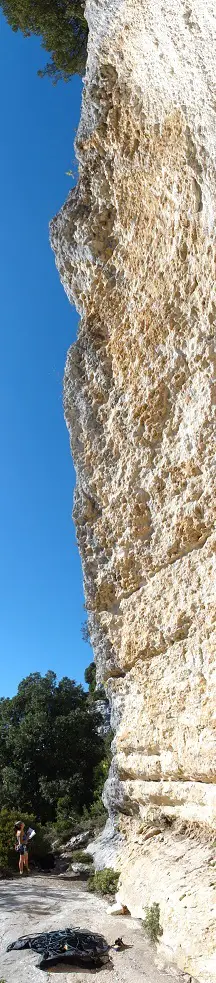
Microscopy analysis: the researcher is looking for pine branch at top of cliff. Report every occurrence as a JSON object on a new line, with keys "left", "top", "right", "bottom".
{"left": 0, "top": 0, "right": 88, "bottom": 82}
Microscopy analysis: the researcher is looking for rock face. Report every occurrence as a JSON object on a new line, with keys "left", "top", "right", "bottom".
{"left": 86, "top": 817, "right": 124, "bottom": 870}
{"left": 50, "top": 1, "right": 216, "bottom": 980}
{"left": 95, "top": 698, "right": 111, "bottom": 734}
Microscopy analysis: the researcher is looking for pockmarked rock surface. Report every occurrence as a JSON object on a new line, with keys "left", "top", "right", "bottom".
{"left": 50, "top": 1, "right": 216, "bottom": 980}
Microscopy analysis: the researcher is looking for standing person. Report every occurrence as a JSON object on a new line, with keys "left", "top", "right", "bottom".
{"left": 14, "top": 821, "right": 29, "bottom": 875}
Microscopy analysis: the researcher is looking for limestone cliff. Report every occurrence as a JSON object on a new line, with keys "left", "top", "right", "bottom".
{"left": 50, "top": 1, "right": 216, "bottom": 979}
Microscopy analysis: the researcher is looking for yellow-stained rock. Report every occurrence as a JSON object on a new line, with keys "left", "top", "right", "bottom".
{"left": 50, "top": 0, "right": 216, "bottom": 979}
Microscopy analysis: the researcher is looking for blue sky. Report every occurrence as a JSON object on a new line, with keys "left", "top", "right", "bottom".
{"left": 0, "top": 14, "right": 92, "bottom": 697}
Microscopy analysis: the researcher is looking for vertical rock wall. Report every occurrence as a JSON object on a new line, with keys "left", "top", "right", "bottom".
{"left": 50, "top": 1, "right": 216, "bottom": 979}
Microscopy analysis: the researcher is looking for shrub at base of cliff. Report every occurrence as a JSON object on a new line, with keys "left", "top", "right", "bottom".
{"left": 49, "top": 793, "right": 107, "bottom": 848}
{"left": 142, "top": 904, "right": 163, "bottom": 943}
{"left": 49, "top": 800, "right": 83, "bottom": 844}
{"left": 88, "top": 868, "right": 119, "bottom": 896}
{"left": 71, "top": 850, "right": 93, "bottom": 864}
{"left": 83, "top": 798, "right": 108, "bottom": 831}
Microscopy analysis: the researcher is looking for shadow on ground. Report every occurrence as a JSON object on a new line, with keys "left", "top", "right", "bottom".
{"left": 0, "top": 882, "right": 79, "bottom": 916}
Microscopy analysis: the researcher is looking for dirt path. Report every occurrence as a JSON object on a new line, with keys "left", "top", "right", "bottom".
{"left": 0, "top": 876, "right": 185, "bottom": 983}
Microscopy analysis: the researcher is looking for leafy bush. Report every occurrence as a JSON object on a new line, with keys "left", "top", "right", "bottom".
{"left": 0, "top": 807, "right": 50, "bottom": 874}
{"left": 77, "top": 800, "right": 107, "bottom": 835}
{"left": 89, "top": 798, "right": 107, "bottom": 823}
{"left": 93, "top": 733, "right": 112, "bottom": 798}
{"left": 47, "top": 796, "right": 107, "bottom": 848}
{"left": 84, "top": 661, "right": 106, "bottom": 702}
{"left": 84, "top": 662, "right": 96, "bottom": 694}
{"left": 88, "top": 868, "right": 119, "bottom": 896}
{"left": 51, "top": 800, "right": 83, "bottom": 842}
{"left": 142, "top": 903, "right": 163, "bottom": 942}
{"left": 71, "top": 850, "right": 93, "bottom": 864}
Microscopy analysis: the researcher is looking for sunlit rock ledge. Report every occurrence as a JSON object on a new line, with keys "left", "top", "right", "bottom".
{"left": 50, "top": 1, "right": 216, "bottom": 979}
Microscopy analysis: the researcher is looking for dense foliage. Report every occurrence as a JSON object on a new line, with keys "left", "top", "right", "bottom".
{"left": 88, "top": 868, "right": 119, "bottom": 896}
{"left": 0, "top": 0, "right": 88, "bottom": 81}
{"left": 84, "top": 661, "right": 106, "bottom": 701}
{"left": 142, "top": 904, "right": 163, "bottom": 942}
{"left": 84, "top": 661, "right": 96, "bottom": 693}
{"left": 0, "top": 806, "right": 49, "bottom": 873}
{"left": 0, "top": 671, "right": 105, "bottom": 824}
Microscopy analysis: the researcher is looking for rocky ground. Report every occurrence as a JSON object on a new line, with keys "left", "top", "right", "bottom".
{"left": 0, "top": 876, "right": 191, "bottom": 983}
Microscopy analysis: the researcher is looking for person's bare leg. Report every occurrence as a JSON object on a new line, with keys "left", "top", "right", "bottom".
{"left": 24, "top": 851, "right": 29, "bottom": 873}
{"left": 19, "top": 854, "right": 24, "bottom": 875}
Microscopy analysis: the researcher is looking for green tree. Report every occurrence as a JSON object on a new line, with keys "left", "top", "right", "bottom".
{"left": 0, "top": 671, "right": 104, "bottom": 823}
{"left": 84, "top": 662, "right": 96, "bottom": 695}
{"left": 0, "top": 0, "right": 88, "bottom": 81}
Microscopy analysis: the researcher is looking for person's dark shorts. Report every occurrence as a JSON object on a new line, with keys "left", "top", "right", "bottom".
{"left": 18, "top": 845, "right": 27, "bottom": 855}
